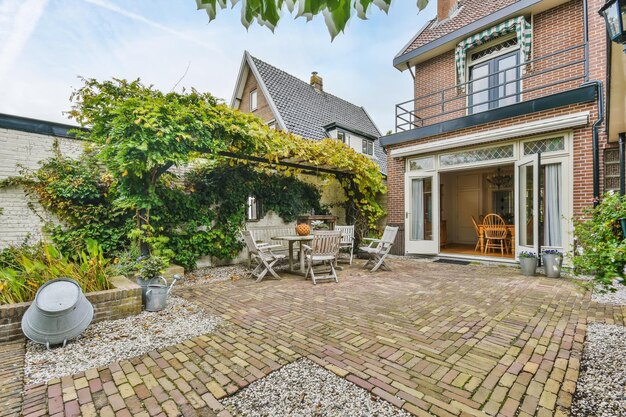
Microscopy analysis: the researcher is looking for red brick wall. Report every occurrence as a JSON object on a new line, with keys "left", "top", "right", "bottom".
{"left": 238, "top": 69, "right": 277, "bottom": 123}
{"left": 389, "top": 0, "right": 610, "bottom": 237}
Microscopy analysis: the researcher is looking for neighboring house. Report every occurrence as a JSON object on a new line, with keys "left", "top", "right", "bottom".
{"left": 230, "top": 51, "right": 387, "bottom": 175}
{"left": 380, "top": 0, "right": 613, "bottom": 261}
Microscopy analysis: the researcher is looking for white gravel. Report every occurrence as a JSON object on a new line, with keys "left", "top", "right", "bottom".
{"left": 592, "top": 280, "right": 626, "bottom": 305}
{"left": 570, "top": 323, "right": 626, "bottom": 417}
{"left": 222, "top": 359, "right": 413, "bottom": 417}
{"left": 24, "top": 297, "right": 221, "bottom": 384}
{"left": 183, "top": 265, "right": 249, "bottom": 286}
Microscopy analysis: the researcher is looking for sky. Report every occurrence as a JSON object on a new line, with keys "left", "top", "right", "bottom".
{"left": 0, "top": 0, "right": 435, "bottom": 133}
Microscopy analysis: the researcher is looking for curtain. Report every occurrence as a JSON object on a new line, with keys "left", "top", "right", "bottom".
{"left": 411, "top": 179, "right": 424, "bottom": 240}
{"left": 455, "top": 16, "right": 532, "bottom": 89}
{"left": 544, "top": 164, "right": 562, "bottom": 247}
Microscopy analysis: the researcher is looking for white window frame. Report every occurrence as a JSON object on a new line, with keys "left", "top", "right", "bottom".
{"left": 362, "top": 139, "right": 374, "bottom": 156}
{"left": 250, "top": 90, "right": 258, "bottom": 111}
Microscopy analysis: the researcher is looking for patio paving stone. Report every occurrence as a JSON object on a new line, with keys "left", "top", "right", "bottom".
{"left": 1, "top": 259, "right": 625, "bottom": 416}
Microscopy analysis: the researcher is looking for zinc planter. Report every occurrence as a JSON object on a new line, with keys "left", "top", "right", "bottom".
{"left": 519, "top": 257, "right": 538, "bottom": 276}
{"left": 542, "top": 252, "right": 563, "bottom": 278}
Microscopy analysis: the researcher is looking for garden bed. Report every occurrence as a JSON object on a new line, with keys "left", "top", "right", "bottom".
{"left": 24, "top": 296, "right": 221, "bottom": 384}
{"left": 0, "top": 275, "right": 141, "bottom": 343}
{"left": 222, "top": 358, "right": 411, "bottom": 417}
{"left": 570, "top": 323, "right": 626, "bottom": 417}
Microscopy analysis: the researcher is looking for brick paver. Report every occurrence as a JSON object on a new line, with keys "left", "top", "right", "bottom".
{"left": 3, "top": 259, "right": 626, "bottom": 416}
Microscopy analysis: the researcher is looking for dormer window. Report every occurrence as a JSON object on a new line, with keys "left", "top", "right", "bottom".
{"left": 250, "top": 90, "right": 258, "bottom": 111}
{"left": 362, "top": 139, "right": 374, "bottom": 156}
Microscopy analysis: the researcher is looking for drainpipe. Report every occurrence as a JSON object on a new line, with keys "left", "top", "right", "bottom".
{"left": 619, "top": 132, "right": 626, "bottom": 196}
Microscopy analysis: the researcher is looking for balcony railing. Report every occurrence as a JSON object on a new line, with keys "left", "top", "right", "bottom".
{"left": 395, "top": 44, "right": 588, "bottom": 132}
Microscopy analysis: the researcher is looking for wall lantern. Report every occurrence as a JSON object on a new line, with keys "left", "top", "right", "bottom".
{"left": 599, "top": 0, "right": 626, "bottom": 51}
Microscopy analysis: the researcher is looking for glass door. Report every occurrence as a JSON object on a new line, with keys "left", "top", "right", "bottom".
{"left": 405, "top": 172, "right": 439, "bottom": 254}
{"left": 515, "top": 154, "right": 540, "bottom": 259}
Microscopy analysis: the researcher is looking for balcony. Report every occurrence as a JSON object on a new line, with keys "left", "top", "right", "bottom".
{"left": 395, "top": 44, "right": 589, "bottom": 133}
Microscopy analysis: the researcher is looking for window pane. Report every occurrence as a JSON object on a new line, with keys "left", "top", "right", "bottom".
{"left": 523, "top": 137, "right": 565, "bottom": 155}
{"left": 410, "top": 178, "right": 433, "bottom": 241}
{"left": 497, "top": 54, "right": 519, "bottom": 107}
{"left": 408, "top": 157, "right": 434, "bottom": 171}
{"left": 250, "top": 90, "right": 257, "bottom": 111}
{"left": 469, "top": 63, "right": 490, "bottom": 114}
{"left": 440, "top": 145, "right": 514, "bottom": 167}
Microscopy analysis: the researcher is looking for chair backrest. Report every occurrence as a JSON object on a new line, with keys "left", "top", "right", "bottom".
{"left": 242, "top": 230, "right": 260, "bottom": 256}
{"left": 471, "top": 216, "right": 480, "bottom": 237}
{"left": 336, "top": 225, "right": 354, "bottom": 244}
{"left": 482, "top": 214, "right": 507, "bottom": 239}
{"left": 310, "top": 231, "right": 342, "bottom": 257}
{"left": 375, "top": 226, "right": 399, "bottom": 252}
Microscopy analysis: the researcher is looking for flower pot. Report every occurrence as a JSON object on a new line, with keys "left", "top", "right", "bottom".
{"left": 295, "top": 223, "right": 311, "bottom": 236}
{"left": 136, "top": 276, "right": 164, "bottom": 306}
{"left": 519, "top": 257, "right": 537, "bottom": 276}
{"left": 542, "top": 254, "right": 563, "bottom": 278}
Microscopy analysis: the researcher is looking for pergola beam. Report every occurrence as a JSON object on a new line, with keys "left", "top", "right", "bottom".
{"left": 218, "top": 151, "right": 351, "bottom": 177}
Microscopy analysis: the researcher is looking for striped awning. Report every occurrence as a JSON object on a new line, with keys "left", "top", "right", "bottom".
{"left": 455, "top": 16, "right": 532, "bottom": 89}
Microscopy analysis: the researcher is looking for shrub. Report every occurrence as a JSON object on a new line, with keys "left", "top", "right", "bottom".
{"left": 137, "top": 256, "right": 168, "bottom": 281}
{"left": 0, "top": 239, "right": 112, "bottom": 304}
{"left": 573, "top": 192, "right": 626, "bottom": 288}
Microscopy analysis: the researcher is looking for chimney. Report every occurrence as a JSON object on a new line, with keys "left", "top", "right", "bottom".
{"left": 310, "top": 71, "right": 323, "bottom": 92}
{"left": 437, "top": 0, "right": 458, "bottom": 21}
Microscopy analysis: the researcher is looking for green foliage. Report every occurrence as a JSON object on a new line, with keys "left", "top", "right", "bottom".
{"left": 0, "top": 239, "right": 111, "bottom": 304}
{"left": 196, "top": 0, "right": 430, "bottom": 38}
{"left": 137, "top": 256, "right": 168, "bottom": 280}
{"left": 572, "top": 192, "right": 626, "bottom": 288}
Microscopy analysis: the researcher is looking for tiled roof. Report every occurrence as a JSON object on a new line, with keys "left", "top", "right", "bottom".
{"left": 249, "top": 55, "right": 386, "bottom": 174}
{"left": 399, "top": 0, "right": 519, "bottom": 56}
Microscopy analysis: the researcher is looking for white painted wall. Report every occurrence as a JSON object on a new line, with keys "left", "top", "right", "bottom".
{"left": 0, "top": 128, "right": 83, "bottom": 248}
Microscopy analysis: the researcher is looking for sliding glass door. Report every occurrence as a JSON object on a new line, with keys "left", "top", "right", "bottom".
{"left": 405, "top": 172, "right": 439, "bottom": 254}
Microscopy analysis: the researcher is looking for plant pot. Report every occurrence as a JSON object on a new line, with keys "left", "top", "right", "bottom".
{"left": 136, "top": 276, "right": 164, "bottom": 306}
{"left": 519, "top": 257, "right": 537, "bottom": 276}
{"left": 295, "top": 223, "right": 311, "bottom": 236}
{"left": 542, "top": 254, "right": 563, "bottom": 278}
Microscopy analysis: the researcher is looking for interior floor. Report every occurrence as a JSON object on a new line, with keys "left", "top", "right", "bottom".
{"left": 440, "top": 243, "right": 515, "bottom": 259}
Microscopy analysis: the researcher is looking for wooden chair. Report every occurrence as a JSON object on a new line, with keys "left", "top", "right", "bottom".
{"left": 242, "top": 231, "right": 286, "bottom": 282}
{"left": 471, "top": 216, "right": 481, "bottom": 252}
{"left": 359, "top": 226, "right": 399, "bottom": 272}
{"left": 335, "top": 225, "right": 355, "bottom": 265}
{"left": 482, "top": 214, "right": 509, "bottom": 256}
{"left": 303, "top": 231, "right": 342, "bottom": 285}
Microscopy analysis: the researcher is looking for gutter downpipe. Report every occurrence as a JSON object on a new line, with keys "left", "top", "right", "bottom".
{"left": 583, "top": 0, "right": 603, "bottom": 206}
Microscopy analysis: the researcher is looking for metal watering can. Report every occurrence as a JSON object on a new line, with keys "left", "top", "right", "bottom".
{"left": 145, "top": 275, "right": 180, "bottom": 312}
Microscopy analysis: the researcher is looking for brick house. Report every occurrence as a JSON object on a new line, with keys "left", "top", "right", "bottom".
{"left": 230, "top": 51, "right": 387, "bottom": 175}
{"left": 380, "top": 0, "right": 616, "bottom": 261}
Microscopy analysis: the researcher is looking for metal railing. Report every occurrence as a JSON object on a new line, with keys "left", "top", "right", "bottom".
{"left": 395, "top": 44, "right": 588, "bottom": 132}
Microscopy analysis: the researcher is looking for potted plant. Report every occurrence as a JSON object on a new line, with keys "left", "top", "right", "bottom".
{"left": 136, "top": 256, "right": 167, "bottom": 305}
{"left": 542, "top": 249, "right": 563, "bottom": 278}
{"left": 519, "top": 251, "right": 538, "bottom": 276}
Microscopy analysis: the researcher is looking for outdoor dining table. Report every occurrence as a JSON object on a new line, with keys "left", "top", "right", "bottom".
{"left": 270, "top": 235, "right": 314, "bottom": 275}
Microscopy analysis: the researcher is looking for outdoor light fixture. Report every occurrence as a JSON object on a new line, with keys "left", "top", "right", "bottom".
{"left": 599, "top": 0, "right": 626, "bottom": 52}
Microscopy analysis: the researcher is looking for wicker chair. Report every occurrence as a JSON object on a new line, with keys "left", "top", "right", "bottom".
{"left": 482, "top": 214, "right": 509, "bottom": 256}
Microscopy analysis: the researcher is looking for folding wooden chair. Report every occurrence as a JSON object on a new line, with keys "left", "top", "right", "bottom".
{"left": 359, "top": 226, "right": 399, "bottom": 272}
{"left": 335, "top": 225, "right": 355, "bottom": 265}
{"left": 303, "top": 231, "right": 342, "bottom": 285}
{"left": 242, "top": 231, "right": 286, "bottom": 282}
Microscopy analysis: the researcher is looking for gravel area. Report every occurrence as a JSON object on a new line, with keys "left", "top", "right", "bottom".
{"left": 183, "top": 265, "right": 249, "bottom": 286}
{"left": 570, "top": 323, "right": 626, "bottom": 417}
{"left": 592, "top": 280, "right": 626, "bottom": 305}
{"left": 222, "top": 358, "right": 412, "bottom": 417}
{"left": 24, "top": 297, "right": 221, "bottom": 384}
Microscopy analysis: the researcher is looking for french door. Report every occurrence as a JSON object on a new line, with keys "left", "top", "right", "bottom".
{"left": 515, "top": 153, "right": 540, "bottom": 259}
{"left": 405, "top": 172, "right": 439, "bottom": 254}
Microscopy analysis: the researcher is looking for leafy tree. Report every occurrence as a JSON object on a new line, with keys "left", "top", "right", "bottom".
{"left": 196, "top": 0, "right": 430, "bottom": 38}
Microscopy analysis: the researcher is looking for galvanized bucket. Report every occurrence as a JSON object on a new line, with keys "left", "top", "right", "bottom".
{"left": 21, "top": 278, "right": 93, "bottom": 349}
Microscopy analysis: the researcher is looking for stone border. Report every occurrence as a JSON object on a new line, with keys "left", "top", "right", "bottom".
{"left": 0, "top": 275, "right": 141, "bottom": 343}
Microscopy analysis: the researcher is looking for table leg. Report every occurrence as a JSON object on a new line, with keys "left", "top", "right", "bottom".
{"left": 510, "top": 229, "right": 515, "bottom": 255}
{"left": 299, "top": 244, "right": 306, "bottom": 274}
{"left": 479, "top": 229, "right": 485, "bottom": 253}
{"left": 288, "top": 241, "right": 294, "bottom": 271}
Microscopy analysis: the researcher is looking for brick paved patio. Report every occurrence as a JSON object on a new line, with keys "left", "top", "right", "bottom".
{"left": 3, "top": 259, "right": 626, "bottom": 417}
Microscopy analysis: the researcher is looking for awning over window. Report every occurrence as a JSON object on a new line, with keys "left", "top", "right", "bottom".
{"left": 455, "top": 16, "right": 532, "bottom": 89}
